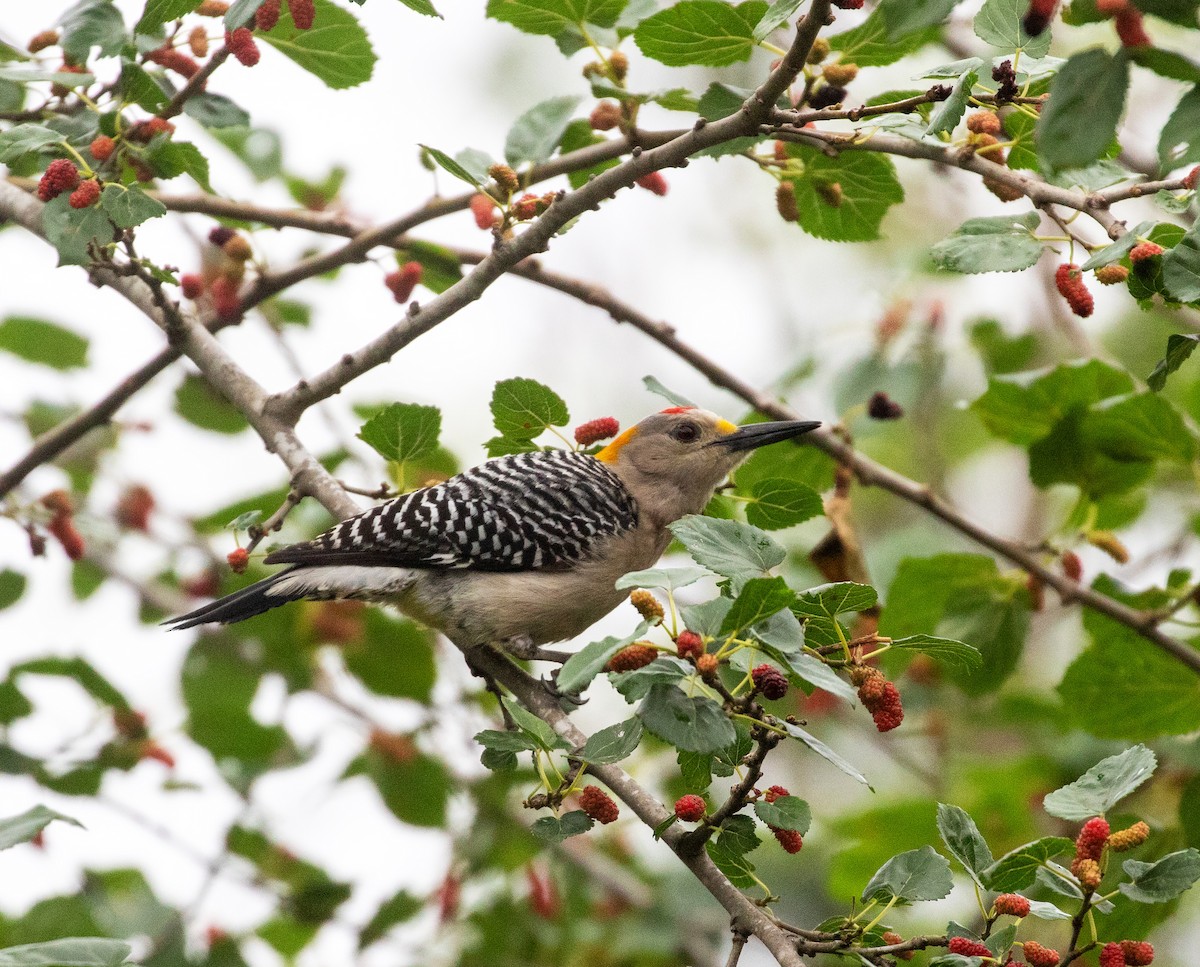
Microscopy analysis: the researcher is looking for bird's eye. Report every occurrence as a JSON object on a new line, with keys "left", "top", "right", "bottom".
{"left": 671, "top": 422, "right": 700, "bottom": 443}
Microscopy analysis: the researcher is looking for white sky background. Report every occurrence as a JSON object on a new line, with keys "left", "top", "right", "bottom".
{"left": 0, "top": 2, "right": 1197, "bottom": 964}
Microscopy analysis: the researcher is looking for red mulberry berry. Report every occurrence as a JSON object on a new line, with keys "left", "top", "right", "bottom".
{"left": 1022, "top": 0, "right": 1058, "bottom": 36}
{"left": 1022, "top": 941, "right": 1060, "bottom": 967}
{"left": 115, "top": 485, "right": 155, "bottom": 531}
{"left": 752, "top": 663, "right": 789, "bottom": 700}
{"left": 1120, "top": 941, "right": 1154, "bottom": 966}
{"left": 146, "top": 46, "right": 200, "bottom": 79}
{"left": 208, "top": 226, "right": 236, "bottom": 248}
{"left": 470, "top": 193, "right": 498, "bottom": 230}
{"left": 590, "top": 101, "right": 622, "bottom": 131}
{"left": 511, "top": 193, "right": 543, "bottom": 220}
{"left": 47, "top": 514, "right": 85, "bottom": 560}
{"left": 1072, "top": 856, "right": 1102, "bottom": 890}
{"left": 1076, "top": 816, "right": 1110, "bottom": 861}
{"left": 1184, "top": 166, "right": 1199, "bottom": 190}
{"left": 89, "top": 135, "right": 115, "bottom": 162}
{"left": 674, "top": 794, "right": 706, "bottom": 821}
{"left": 772, "top": 827, "right": 803, "bottom": 853}
{"left": 226, "top": 27, "right": 260, "bottom": 66}
{"left": 676, "top": 630, "right": 704, "bottom": 661}
{"left": 994, "top": 893, "right": 1030, "bottom": 917}
{"left": 129, "top": 117, "right": 175, "bottom": 143}
{"left": 287, "top": 0, "right": 315, "bottom": 29}
{"left": 1055, "top": 263, "right": 1094, "bottom": 318}
{"left": 1129, "top": 242, "right": 1164, "bottom": 262}
{"left": 832, "top": 0, "right": 864, "bottom": 7}
{"left": 68, "top": 179, "right": 101, "bottom": 209}
{"left": 385, "top": 261, "right": 423, "bottom": 304}
{"left": 628, "top": 588, "right": 664, "bottom": 623}
{"left": 181, "top": 274, "right": 205, "bottom": 299}
{"left": 209, "top": 276, "right": 241, "bottom": 320}
{"left": 815, "top": 180, "right": 843, "bottom": 207}
{"left": 579, "top": 785, "right": 619, "bottom": 824}
{"left": 1114, "top": 8, "right": 1150, "bottom": 46}
{"left": 138, "top": 741, "right": 176, "bottom": 768}
{"left": 948, "top": 937, "right": 991, "bottom": 957}
{"left": 605, "top": 643, "right": 658, "bottom": 673}
{"left": 985, "top": 176, "right": 1025, "bottom": 202}
{"left": 575, "top": 417, "right": 620, "bottom": 446}
{"left": 775, "top": 182, "right": 798, "bottom": 222}
{"left": 1062, "top": 550, "right": 1083, "bottom": 581}
{"left": 696, "top": 653, "right": 718, "bottom": 677}
{"left": 764, "top": 785, "right": 789, "bottom": 803}
{"left": 872, "top": 700, "right": 904, "bottom": 733}
{"left": 196, "top": 0, "right": 230, "bottom": 13}
{"left": 37, "top": 159, "right": 80, "bottom": 201}
{"left": 1107, "top": 820, "right": 1149, "bottom": 852}
{"left": 188, "top": 26, "right": 209, "bottom": 57}
{"left": 28, "top": 30, "right": 59, "bottom": 53}
{"left": 1095, "top": 264, "right": 1129, "bottom": 285}
{"left": 822, "top": 62, "right": 858, "bottom": 86}
{"left": 227, "top": 548, "right": 249, "bottom": 573}
{"left": 883, "top": 932, "right": 913, "bottom": 960}
{"left": 1096, "top": 0, "right": 1130, "bottom": 10}
{"left": 1099, "top": 943, "right": 1125, "bottom": 967}
{"left": 635, "top": 172, "right": 668, "bottom": 196}
{"left": 487, "top": 163, "right": 519, "bottom": 196}
{"left": 867, "top": 391, "right": 903, "bottom": 419}
{"left": 256, "top": 0, "right": 281, "bottom": 30}
{"left": 966, "top": 111, "right": 1002, "bottom": 136}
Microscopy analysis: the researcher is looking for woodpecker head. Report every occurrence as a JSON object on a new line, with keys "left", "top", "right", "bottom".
{"left": 595, "top": 407, "right": 820, "bottom": 522}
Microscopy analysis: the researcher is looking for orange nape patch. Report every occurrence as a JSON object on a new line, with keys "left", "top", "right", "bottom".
{"left": 595, "top": 425, "right": 639, "bottom": 463}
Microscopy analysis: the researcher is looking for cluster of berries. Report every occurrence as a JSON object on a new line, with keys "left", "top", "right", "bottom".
{"left": 1100, "top": 941, "right": 1155, "bottom": 966}
{"left": 762, "top": 784, "right": 803, "bottom": 852}
{"left": 179, "top": 226, "right": 254, "bottom": 320}
{"left": 115, "top": 485, "right": 155, "bottom": 532}
{"left": 674, "top": 629, "right": 718, "bottom": 677}
{"left": 227, "top": 0, "right": 316, "bottom": 66}
{"left": 41, "top": 489, "right": 84, "bottom": 560}
{"left": 751, "top": 663, "right": 789, "bottom": 701}
{"left": 385, "top": 262, "right": 423, "bottom": 304}
{"left": 36, "top": 159, "right": 101, "bottom": 209}
{"left": 850, "top": 665, "right": 903, "bottom": 732}
{"left": 579, "top": 785, "right": 619, "bottom": 824}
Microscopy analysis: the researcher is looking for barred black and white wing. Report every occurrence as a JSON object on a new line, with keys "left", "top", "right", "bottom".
{"left": 264, "top": 450, "right": 639, "bottom": 572}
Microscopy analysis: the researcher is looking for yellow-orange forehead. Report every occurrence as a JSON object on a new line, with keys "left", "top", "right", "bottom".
{"left": 595, "top": 425, "right": 639, "bottom": 463}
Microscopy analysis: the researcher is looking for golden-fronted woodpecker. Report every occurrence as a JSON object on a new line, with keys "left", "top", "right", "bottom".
{"left": 166, "top": 408, "right": 819, "bottom": 650}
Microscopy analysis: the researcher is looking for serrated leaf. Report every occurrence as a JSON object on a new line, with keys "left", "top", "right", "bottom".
{"left": 793, "top": 582, "right": 878, "bottom": 620}
{"left": 501, "top": 697, "right": 569, "bottom": 752}
{"left": 1120, "top": 849, "right": 1200, "bottom": 903}
{"left": 745, "top": 477, "right": 823, "bottom": 530}
{"left": 720, "top": 576, "right": 795, "bottom": 635}
{"left": 490, "top": 377, "right": 569, "bottom": 440}
{"left": 780, "top": 719, "right": 869, "bottom": 785}
{"left": 634, "top": 0, "right": 765, "bottom": 68}
{"left": 830, "top": 7, "right": 940, "bottom": 67}
{"left": 1159, "top": 86, "right": 1200, "bottom": 170}
{"left": 890, "top": 635, "right": 983, "bottom": 672}
{"left": 505, "top": 96, "right": 580, "bottom": 168}
{"left": 0, "top": 805, "right": 83, "bottom": 850}
{"left": 420, "top": 144, "right": 482, "bottom": 188}
{"left": 973, "top": 0, "right": 1051, "bottom": 57}
{"left": 487, "top": 0, "right": 627, "bottom": 35}
{"left": 118, "top": 60, "right": 169, "bottom": 113}
{"left": 1148, "top": 333, "right": 1200, "bottom": 392}
{"left": 615, "top": 565, "right": 712, "bottom": 593}
{"left": 931, "top": 212, "right": 1043, "bottom": 274}
{"left": 637, "top": 683, "right": 737, "bottom": 753}
{"left": 175, "top": 373, "right": 250, "bottom": 434}
{"left": 752, "top": 0, "right": 803, "bottom": 42}
{"left": 1080, "top": 220, "right": 1155, "bottom": 270}
{"left": 395, "top": 239, "right": 462, "bottom": 295}
{"left": 936, "top": 804, "right": 993, "bottom": 888}
{"left": 879, "top": 0, "right": 959, "bottom": 39}
{"left": 143, "top": 139, "right": 213, "bottom": 191}
{"left": 753, "top": 795, "right": 811, "bottom": 833}
{"left": 98, "top": 184, "right": 166, "bottom": 229}
{"left": 0, "top": 125, "right": 62, "bottom": 163}
{"left": 557, "top": 622, "right": 651, "bottom": 694}
{"left": 579, "top": 717, "right": 644, "bottom": 763}
{"left": 611, "top": 656, "right": 691, "bottom": 702}
{"left": 356, "top": 402, "right": 441, "bottom": 464}
{"left": 669, "top": 515, "right": 785, "bottom": 581}
{"left": 707, "top": 814, "right": 760, "bottom": 887}
{"left": 1042, "top": 745, "right": 1157, "bottom": 820}
{"left": 926, "top": 70, "right": 977, "bottom": 137}
{"left": 862, "top": 845, "right": 953, "bottom": 903}
{"left": 59, "top": 0, "right": 126, "bottom": 64}
{"left": 0, "top": 938, "right": 132, "bottom": 967}
{"left": 1025, "top": 898, "right": 1072, "bottom": 920}
{"left": 0, "top": 316, "right": 88, "bottom": 369}
{"left": 40, "top": 195, "right": 113, "bottom": 267}
{"left": 135, "top": 0, "right": 197, "bottom": 32}
{"left": 783, "top": 144, "right": 904, "bottom": 242}
{"left": 1163, "top": 223, "right": 1200, "bottom": 304}
{"left": 1037, "top": 48, "right": 1129, "bottom": 171}
{"left": 396, "top": 0, "right": 440, "bottom": 17}
{"left": 530, "top": 810, "right": 593, "bottom": 844}
{"left": 185, "top": 92, "right": 252, "bottom": 129}
{"left": 260, "top": 0, "right": 376, "bottom": 89}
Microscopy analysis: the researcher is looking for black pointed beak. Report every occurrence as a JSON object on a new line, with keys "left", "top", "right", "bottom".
{"left": 714, "top": 419, "right": 822, "bottom": 452}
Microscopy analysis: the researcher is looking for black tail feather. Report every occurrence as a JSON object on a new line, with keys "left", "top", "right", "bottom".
{"left": 163, "top": 570, "right": 301, "bottom": 630}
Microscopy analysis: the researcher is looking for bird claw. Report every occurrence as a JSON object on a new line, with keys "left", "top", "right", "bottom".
{"left": 542, "top": 668, "right": 587, "bottom": 709}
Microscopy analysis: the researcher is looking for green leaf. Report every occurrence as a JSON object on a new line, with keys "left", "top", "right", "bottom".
{"left": 1042, "top": 745, "right": 1157, "bottom": 820}
{"left": 745, "top": 478, "right": 823, "bottom": 530}
{"left": 579, "top": 717, "right": 644, "bottom": 763}
{"left": 611, "top": 656, "right": 691, "bottom": 702}
{"left": 1163, "top": 223, "right": 1200, "bottom": 304}
{"left": 1148, "top": 333, "right": 1200, "bottom": 392}
{"left": 1026, "top": 899, "right": 1072, "bottom": 920}
{"left": 0, "top": 125, "right": 62, "bottom": 163}
{"left": 753, "top": 795, "right": 811, "bottom": 833}
{"left": 925, "top": 70, "right": 977, "bottom": 137}
{"left": 973, "top": 0, "right": 1051, "bottom": 57}
{"left": 40, "top": 195, "right": 113, "bottom": 268}
{"left": 879, "top": 0, "right": 959, "bottom": 38}
{"left": 779, "top": 719, "right": 870, "bottom": 785}
{"left": 135, "top": 0, "right": 197, "bottom": 31}
{"left": 615, "top": 565, "right": 712, "bottom": 593}
{"left": 829, "top": 7, "right": 941, "bottom": 67}
{"left": 783, "top": 145, "right": 904, "bottom": 242}
{"left": 0, "top": 805, "right": 82, "bottom": 850}
{"left": 1080, "top": 220, "right": 1155, "bottom": 270}
{"left": 706, "top": 814, "right": 760, "bottom": 888}
{"left": 862, "top": 845, "right": 954, "bottom": 903}
{"left": 487, "top": 0, "right": 628, "bottom": 35}
{"left": 59, "top": 0, "right": 127, "bottom": 64}
{"left": 364, "top": 749, "right": 450, "bottom": 827}
{"left": 502, "top": 697, "right": 570, "bottom": 751}
{"left": 418, "top": 145, "right": 483, "bottom": 189}
{"left": 642, "top": 375, "right": 697, "bottom": 408}
{"left": 557, "top": 622, "right": 651, "bottom": 694}
{"left": 343, "top": 612, "right": 436, "bottom": 702}
{"left": 634, "top": 0, "right": 766, "bottom": 68}
{"left": 260, "top": 0, "right": 376, "bottom": 89}
{"left": 184, "top": 92, "right": 252, "bottom": 129}
{"left": 98, "top": 184, "right": 166, "bottom": 229}
{"left": 395, "top": 0, "right": 441, "bottom": 16}
{"left": 980, "top": 837, "right": 1073, "bottom": 891}
{"left": 889, "top": 635, "right": 983, "bottom": 673}
{"left": 0, "top": 938, "right": 131, "bottom": 967}
{"left": 357, "top": 403, "right": 441, "bottom": 463}
{"left": 936, "top": 804, "right": 993, "bottom": 888}
{"left": 505, "top": 96, "right": 580, "bottom": 168}
{"left": 1120, "top": 849, "right": 1200, "bottom": 903}
{"left": 930, "top": 212, "right": 1043, "bottom": 274}
{"left": 394, "top": 240, "right": 462, "bottom": 295}
{"left": 358, "top": 890, "right": 423, "bottom": 950}
{"left": 0, "top": 570, "right": 26, "bottom": 610}
{"left": 0, "top": 316, "right": 87, "bottom": 369}
{"left": 752, "top": 0, "right": 804, "bottom": 42}
{"left": 490, "top": 377, "right": 569, "bottom": 440}
{"left": 794, "top": 582, "right": 877, "bottom": 620}
{"left": 669, "top": 515, "right": 785, "bottom": 583}
{"left": 143, "top": 140, "right": 213, "bottom": 191}
{"left": 174, "top": 373, "right": 250, "bottom": 434}
{"left": 1159, "top": 86, "right": 1200, "bottom": 170}
{"left": 637, "top": 684, "right": 737, "bottom": 753}
{"left": 1037, "top": 48, "right": 1129, "bottom": 171}
{"left": 530, "top": 810, "right": 592, "bottom": 845}
{"left": 721, "top": 576, "right": 795, "bottom": 635}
